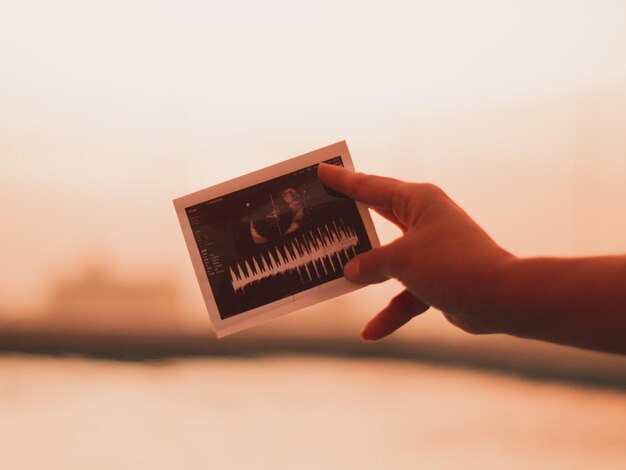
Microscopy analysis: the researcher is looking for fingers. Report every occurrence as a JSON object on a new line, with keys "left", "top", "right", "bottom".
{"left": 360, "top": 289, "right": 430, "bottom": 340}
{"left": 318, "top": 163, "right": 403, "bottom": 210}
{"left": 343, "top": 239, "right": 404, "bottom": 284}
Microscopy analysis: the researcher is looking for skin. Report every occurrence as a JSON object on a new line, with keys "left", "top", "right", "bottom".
{"left": 317, "top": 163, "right": 626, "bottom": 355}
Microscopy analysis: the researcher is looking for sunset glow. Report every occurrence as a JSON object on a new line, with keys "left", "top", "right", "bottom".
{"left": 1, "top": 0, "right": 625, "bottom": 320}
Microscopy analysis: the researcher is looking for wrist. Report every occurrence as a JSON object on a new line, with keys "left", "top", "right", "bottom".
{"left": 475, "top": 253, "right": 524, "bottom": 335}
{"left": 480, "top": 255, "right": 566, "bottom": 338}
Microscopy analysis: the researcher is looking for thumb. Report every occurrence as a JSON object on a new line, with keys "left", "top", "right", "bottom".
{"left": 343, "top": 240, "right": 402, "bottom": 284}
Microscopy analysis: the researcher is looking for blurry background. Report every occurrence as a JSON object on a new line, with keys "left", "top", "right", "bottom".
{"left": 1, "top": 1, "right": 625, "bottom": 468}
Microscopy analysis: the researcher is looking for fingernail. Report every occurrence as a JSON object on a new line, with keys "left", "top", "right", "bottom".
{"left": 344, "top": 258, "right": 360, "bottom": 280}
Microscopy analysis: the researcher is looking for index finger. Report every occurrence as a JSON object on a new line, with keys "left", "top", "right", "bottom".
{"left": 317, "top": 163, "right": 403, "bottom": 209}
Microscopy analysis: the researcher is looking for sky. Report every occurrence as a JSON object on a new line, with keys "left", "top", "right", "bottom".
{"left": 1, "top": 0, "right": 626, "bottom": 317}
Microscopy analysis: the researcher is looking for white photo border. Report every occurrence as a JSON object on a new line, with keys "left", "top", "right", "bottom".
{"left": 173, "top": 141, "right": 380, "bottom": 338}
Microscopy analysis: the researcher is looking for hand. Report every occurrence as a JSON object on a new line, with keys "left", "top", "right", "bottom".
{"left": 318, "top": 163, "right": 515, "bottom": 341}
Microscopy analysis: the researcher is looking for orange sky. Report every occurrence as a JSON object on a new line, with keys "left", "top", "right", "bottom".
{"left": 1, "top": 1, "right": 626, "bottom": 315}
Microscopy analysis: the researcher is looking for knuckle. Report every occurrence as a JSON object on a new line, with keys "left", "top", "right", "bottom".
{"left": 463, "top": 325, "right": 487, "bottom": 335}
{"left": 452, "top": 317, "right": 489, "bottom": 335}
{"left": 420, "top": 183, "right": 445, "bottom": 200}
{"left": 391, "top": 183, "right": 412, "bottom": 221}
{"left": 401, "top": 183, "right": 449, "bottom": 225}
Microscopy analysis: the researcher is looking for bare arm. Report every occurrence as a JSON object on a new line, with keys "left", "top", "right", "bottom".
{"left": 489, "top": 256, "right": 626, "bottom": 353}
{"left": 318, "top": 163, "right": 626, "bottom": 355}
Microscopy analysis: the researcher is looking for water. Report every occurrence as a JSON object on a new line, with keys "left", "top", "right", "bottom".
{"left": 1, "top": 355, "right": 625, "bottom": 469}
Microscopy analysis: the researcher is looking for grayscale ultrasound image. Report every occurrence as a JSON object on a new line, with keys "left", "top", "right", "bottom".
{"left": 185, "top": 157, "right": 372, "bottom": 319}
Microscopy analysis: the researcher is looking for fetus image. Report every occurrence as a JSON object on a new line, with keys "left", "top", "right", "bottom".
{"left": 249, "top": 188, "right": 305, "bottom": 244}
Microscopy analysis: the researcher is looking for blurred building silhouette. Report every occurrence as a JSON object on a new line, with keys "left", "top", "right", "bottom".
{"left": 45, "top": 264, "right": 183, "bottom": 335}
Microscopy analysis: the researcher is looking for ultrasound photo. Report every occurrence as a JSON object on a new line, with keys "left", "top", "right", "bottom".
{"left": 174, "top": 141, "right": 379, "bottom": 337}
{"left": 185, "top": 156, "right": 372, "bottom": 319}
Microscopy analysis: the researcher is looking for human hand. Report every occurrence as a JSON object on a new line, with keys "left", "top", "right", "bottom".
{"left": 318, "top": 163, "right": 515, "bottom": 341}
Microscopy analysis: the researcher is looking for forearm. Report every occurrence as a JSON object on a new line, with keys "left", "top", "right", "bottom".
{"left": 488, "top": 256, "right": 626, "bottom": 354}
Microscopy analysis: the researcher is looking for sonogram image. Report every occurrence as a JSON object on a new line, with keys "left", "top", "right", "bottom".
{"left": 186, "top": 156, "right": 372, "bottom": 319}
{"left": 248, "top": 188, "right": 305, "bottom": 244}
